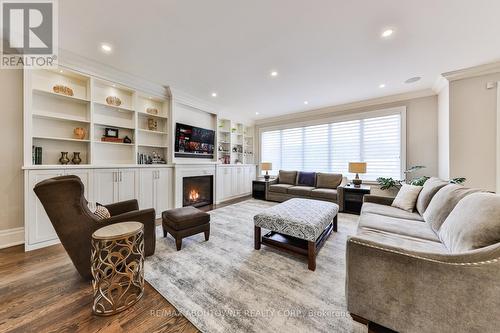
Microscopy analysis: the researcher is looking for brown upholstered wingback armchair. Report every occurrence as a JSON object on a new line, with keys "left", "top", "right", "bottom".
{"left": 33, "top": 175, "right": 156, "bottom": 280}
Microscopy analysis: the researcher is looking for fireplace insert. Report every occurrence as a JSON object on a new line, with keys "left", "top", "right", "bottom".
{"left": 182, "top": 175, "right": 214, "bottom": 208}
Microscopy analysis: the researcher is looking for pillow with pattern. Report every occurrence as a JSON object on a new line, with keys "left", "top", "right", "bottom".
{"left": 94, "top": 203, "right": 110, "bottom": 220}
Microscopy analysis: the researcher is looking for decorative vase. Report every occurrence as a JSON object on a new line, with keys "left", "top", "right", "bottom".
{"left": 72, "top": 152, "right": 82, "bottom": 165}
{"left": 73, "top": 127, "right": 86, "bottom": 140}
{"left": 147, "top": 118, "right": 158, "bottom": 131}
{"left": 59, "top": 152, "right": 70, "bottom": 165}
{"left": 105, "top": 96, "right": 122, "bottom": 106}
{"left": 146, "top": 107, "right": 158, "bottom": 115}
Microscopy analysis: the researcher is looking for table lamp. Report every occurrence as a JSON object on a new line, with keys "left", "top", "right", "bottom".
{"left": 349, "top": 162, "right": 367, "bottom": 187}
{"left": 261, "top": 162, "right": 272, "bottom": 180}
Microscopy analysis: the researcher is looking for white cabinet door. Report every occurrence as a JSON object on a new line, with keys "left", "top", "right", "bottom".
{"left": 139, "top": 169, "right": 155, "bottom": 211}
{"left": 27, "top": 169, "right": 64, "bottom": 247}
{"left": 216, "top": 167, "right": 223, "bottom": 203}
{"left": 93, "top": 169, "right": 117, "bottom": 205}
{"left": 155, "top": 169, "right": 170, "bottom": 217}
{"left": 118, "top": 169, "right": 138, "bottom": 202}
{"left": 223, "top": 167, "right": 233, "bottom": 199}
{"left": 235, "top": 166, "right": 244, "bottom": 195}
{"left": 243, "top": 166, "right": 251, "bottom": 194}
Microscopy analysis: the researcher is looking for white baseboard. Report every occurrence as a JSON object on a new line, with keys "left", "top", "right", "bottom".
{"left": 0, "top": 227, "right": 25, "bottom": 249}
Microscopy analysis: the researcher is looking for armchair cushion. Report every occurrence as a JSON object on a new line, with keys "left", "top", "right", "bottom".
{"left": 439, "top": 193, "right": 500, "bottom": 252}
{"left": 93, "top": 204, "right": 111, "bottom": 220}
{"left": 316, "top": 173, "right": 342, "bottom": 189}
{"left": 423, "top": 184, "right": 481, "bottom": 232}
{"left": 416, "top": 177, "right": 449, "bottom": 215}
{"left": 278, "top": 170, "right": 297, "bottom": 185}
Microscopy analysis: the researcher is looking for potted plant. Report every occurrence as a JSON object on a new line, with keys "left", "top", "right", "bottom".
{"left": 377, "top": 165, "right": 466, "bottom": 190}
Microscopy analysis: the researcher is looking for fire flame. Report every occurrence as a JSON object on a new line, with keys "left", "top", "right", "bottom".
{"left": 188, "top": 189, "right": 200, "bottom": 202}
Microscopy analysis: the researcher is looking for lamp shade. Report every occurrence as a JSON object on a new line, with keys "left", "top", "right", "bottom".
{"left": 349, "top": 162, "right": 367, "bottom": 174}
{"left": 261, "top": 162, "right": 272, "bottom": 171}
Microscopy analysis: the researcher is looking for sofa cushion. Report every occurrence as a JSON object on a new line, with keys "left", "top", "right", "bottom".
{"left": 352, "top": 228, "right": 448, "bottom": 254}
{"left": 310, "top": 188, "right": 338, "bottom": 200}
{"left": 391, "top": 184, "right": 423, "bottom": 212}
{"left": 316, "top": 173, "right": 342, "bottom": 189}
{"left": 423, "top": 184, "right": 481, "bottom": 232}
{"left": 297, "top": 171, "right": 316, "bottom": 187}
{"left": 269, "top": 184, "right": 294, "bottom": 194}
{"left": 287, "top": 186, "right": 315, "bottom": 196}
{"left": 358, "top": 212, "right": 439, "bottom": 242}
{"left": 279, "top": 170, "right": 297, "bottom": 185}
{"left": 416, "top": 177, "right": 449, "bottom": 215}
{"left": 439, "top": 193, "right": 500, "bottom": 253}
{"left": 361, "top": 202, "right": 424, "bottom": 222}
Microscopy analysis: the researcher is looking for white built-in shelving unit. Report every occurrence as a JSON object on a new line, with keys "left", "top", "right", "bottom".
{"left": 217, "top": 119, "right": 254, "bottom": 164}
{"left": 24, "top": 67, "right": 170, "bottom": 167}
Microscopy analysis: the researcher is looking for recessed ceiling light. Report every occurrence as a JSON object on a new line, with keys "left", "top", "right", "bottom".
{"left": 304, "top": 101, "right": 309, "bottom": 105}
{"left": 59, "top": 70, "right": 63, "bottom": 73}
{"left": 381, "top": 29, "right": 394, "bottom": 38}
{"left": 101, "top": 43, "right": 112, "bottom": 53}
{"left": 379, "top": 83, "right": 386, "bottom": 88}
{"left": 405, "top": 76, "right": 422, "bottom": 84}
{"left": 211, "top": 92, "right": 217, "bottom": 97}
{"left": 270, "top": 71, "right": 278, "bottom": 77}
{"left": 112, "top": 84, "right": 116, "bottom": 87}
{"left": 255, "top": 112, "right": 260, "bottom": 115}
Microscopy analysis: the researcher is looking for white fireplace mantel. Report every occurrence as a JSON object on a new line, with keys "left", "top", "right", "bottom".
{"left": 174, "top": 164, "right": 216, "bottom": 208}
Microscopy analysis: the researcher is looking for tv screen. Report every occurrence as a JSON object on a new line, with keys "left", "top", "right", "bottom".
{"left": 175, "top": 123, "right": 215, "bottom": 158}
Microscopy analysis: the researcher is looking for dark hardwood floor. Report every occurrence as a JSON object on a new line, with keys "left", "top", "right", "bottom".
{"left": 0, "top": 196, "right": 251, "bottom": 333}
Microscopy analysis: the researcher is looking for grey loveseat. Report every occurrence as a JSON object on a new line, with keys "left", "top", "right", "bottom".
{"left": 265, "top": 170, "right": 347, "bottom": 206}
{"left": 346, "top": 177, "right": 500, "bottom": 333}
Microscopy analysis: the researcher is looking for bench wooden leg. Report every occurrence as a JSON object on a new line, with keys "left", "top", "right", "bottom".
{"left": 204, "top": 228, "right": 210, "bottom": 241}
{"left": 333, "top": 215, "right": 338, "bottom": 232}
{"left": 307, "top": 241, "right": 316, "bottom": 271}
{"left": 254, "top": 226, "right": 261, "bottom": 250}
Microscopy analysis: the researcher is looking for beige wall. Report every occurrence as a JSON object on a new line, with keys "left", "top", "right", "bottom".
{"left": 255, "top": 94, "right": 439, "bottom": 180}
{"left": 449, "top": 72, "right": 500, "bottom": 191}
{"left": 0, "top": 70, "right": 24, "bottom": 231}
{"left": 438, "top": 84, "right": 450, "bottom": 179}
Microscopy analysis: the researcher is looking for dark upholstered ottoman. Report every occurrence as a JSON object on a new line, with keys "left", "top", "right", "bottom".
{"left": 162, "top": 207, "right": 210, "bottom": 251}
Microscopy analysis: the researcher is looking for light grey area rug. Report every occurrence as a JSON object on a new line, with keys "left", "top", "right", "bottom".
{"left": 145, "top": 199, "right": 366, "bottom": 333}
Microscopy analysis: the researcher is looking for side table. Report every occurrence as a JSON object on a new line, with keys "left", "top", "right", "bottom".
{"left": 91, "top": 222, "right": 145, "bottom": 316}
{"left": 340, "top": 184, "right": 371, "bottom": 215}
{"left": 253, "top": 178, "right": 273, "bottom": 200}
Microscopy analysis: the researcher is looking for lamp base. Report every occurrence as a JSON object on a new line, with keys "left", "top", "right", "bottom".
{"left": 264, "top": 175, "right": 270, "bottom": 181}
{"left": 352, "top": 173, "right": 362, "bottom": 187}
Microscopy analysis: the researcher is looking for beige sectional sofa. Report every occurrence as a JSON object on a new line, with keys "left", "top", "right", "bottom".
{"left": 346, "top": 178, "right": 500, "bottom": 333}
{"left": 265, "top": 170, "right": 347, "bottom": 205}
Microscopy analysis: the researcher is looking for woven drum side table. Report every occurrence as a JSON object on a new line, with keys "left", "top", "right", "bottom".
{"left": 91, "top": 222, "right": 145, "bottom": 316}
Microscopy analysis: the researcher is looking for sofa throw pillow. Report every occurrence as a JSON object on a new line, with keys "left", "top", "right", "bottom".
{"left": 297, "top": 172, "right": 316, "bottom": 187}
{"left": 316, "top": 173, "right": 343, "bottom": 189}
{"left": 391, "top": 184, "right": 423, "bottom": 212}
{"left": 423, "top": 184, "right": 481, "bottom": 232}
{"left": 279, "top": 170, "right": 298, "bottom": 185}
{"left": 94, "top": 203, "right": 111, "bottom": 220}
{"left": 439, "top": 193, "right": 500, "bottom": 252}
{"left": 416, "top": 177, "right": 449, "bottom": 215}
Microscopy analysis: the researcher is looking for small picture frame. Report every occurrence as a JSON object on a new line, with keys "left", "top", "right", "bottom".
{"left": 105, "top": 128, "right": 119, "bottom": 138}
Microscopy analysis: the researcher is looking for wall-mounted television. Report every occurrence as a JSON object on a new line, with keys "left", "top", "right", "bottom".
{"left": 174, "top": 123, "right": 215, "bottom": 159}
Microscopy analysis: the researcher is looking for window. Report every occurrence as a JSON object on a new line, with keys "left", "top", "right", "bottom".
{"left": 260, "top": 110, "right": 403, "bottom": 181}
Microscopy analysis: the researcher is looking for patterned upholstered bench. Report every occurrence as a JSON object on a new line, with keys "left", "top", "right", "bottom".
{"left": 254, "top": 198, "right": 339, "bottom": 271}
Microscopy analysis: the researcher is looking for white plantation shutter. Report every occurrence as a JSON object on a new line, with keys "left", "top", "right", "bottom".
{"left": 260, "top": 110, "right": 403, "bottom": 180}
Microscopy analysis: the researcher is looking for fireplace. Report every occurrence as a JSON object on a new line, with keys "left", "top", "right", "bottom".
{"left": 182, "top": 175, "right": 214, "bottom": 208}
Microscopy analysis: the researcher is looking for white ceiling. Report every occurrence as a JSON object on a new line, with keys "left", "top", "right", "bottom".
{"left": 60, "top": 0, "right": 500, "bottom": 122}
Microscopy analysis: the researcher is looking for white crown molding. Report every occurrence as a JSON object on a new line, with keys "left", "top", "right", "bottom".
{"left": 170, "top": 87, "right": 218, "bottom": 115}
{"left": 255, "top": 89, "right": 435, "bottom": 126}
{"left": 432, "top": 75, "right": 449, "bottom": 94}
{"left": 442, "top": 60, "right": 500, "bottom": 82}
{"left": 0, "top": 227, "right": 24, "bottom": 249}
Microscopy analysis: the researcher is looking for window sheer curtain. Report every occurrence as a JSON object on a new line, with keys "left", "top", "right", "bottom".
{"left": 260, "top": 113, "right": 402, "bottom": 181}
